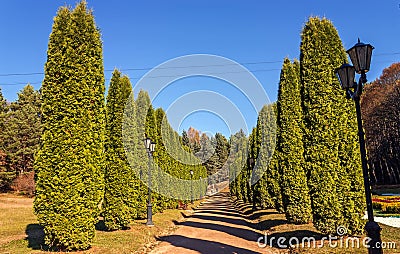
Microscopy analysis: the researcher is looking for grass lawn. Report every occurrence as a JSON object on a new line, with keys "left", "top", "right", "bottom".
{"left": 234, "top": 199, "right": 400, "bottom": 254}
{"left": 3, "top": 192, "right": 400, "bottom": 253}
{"left": 0, "top": 193, "right": 198, "bottom": 254}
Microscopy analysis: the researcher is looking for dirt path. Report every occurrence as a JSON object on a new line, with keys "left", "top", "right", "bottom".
{"left": 150, "top": 191, "right": 269, "bottom": 254}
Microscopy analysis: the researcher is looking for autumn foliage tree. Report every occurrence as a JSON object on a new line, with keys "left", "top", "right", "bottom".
{"left": 362, "top": 62, "right": 400, "bottom": 185}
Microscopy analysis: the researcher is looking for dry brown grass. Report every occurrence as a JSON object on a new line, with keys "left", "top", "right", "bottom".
{"left": 0, "top": 193, "right": 203, "bottom": 254}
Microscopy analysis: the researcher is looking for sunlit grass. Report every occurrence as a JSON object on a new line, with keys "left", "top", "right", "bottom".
{"left": 0, "top": 193, "right": 200, "bottom": 254}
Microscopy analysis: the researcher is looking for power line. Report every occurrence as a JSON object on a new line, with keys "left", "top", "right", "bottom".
{"left": 0, "top": 60, "right": 283, "bottom": 77}
{"left": 374, "top": 52, "right": 400, "bottom": 56}
{"left": 1, "top": 52, "right": 398, "bottom": 77}
{"left": 0, "top": 68, "right": 282, "bottom": 86}
{"left": 0, "top": 53, "right": 398, "bottom": 86}
{"left": 0, "top": 72, "right": 44, "bottom": 77}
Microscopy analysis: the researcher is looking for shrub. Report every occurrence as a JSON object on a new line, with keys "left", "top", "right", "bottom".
{"left": 11, "top": 171, "right": 35, "bottom": 197}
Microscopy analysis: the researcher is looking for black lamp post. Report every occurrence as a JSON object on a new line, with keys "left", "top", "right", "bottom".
{"left": 190, "top": 170, "right": 194, "bottom": 204}
{"left": 199, "top": 176, "right": 202, "bottom": 199}
{"left": 144, "top": 137, "right": 155, "bottom": 226}
{"left": 335, "top": 39, "right": 382, "bottom": 254}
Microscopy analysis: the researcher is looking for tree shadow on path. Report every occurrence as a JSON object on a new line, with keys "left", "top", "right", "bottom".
{"left": 156, "top": 235, "right": 260, "bottom": 254}
{"left": 172, "top": 219, "right": 262, "bottom": 242}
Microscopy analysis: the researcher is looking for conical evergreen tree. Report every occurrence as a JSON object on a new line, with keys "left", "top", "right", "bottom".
{"left": 0, "top": 88, "right": 12, "bottom": 191}
{"left": 103, "top": 70, "right": 134, "bottom": 230}
{"left": 228, "top": 130, "right": 247, "bottom": 197}
{"left": 5, "top": 84, "right": 41, "bottom": 176}
{"left": 33, "top": 2, "right": 105, "bottom": 250}
{"left": 134, "top": 90, "right": 152, "bottom": 218}
{"left": 153, "top": 108, "right": 173, "bottom": 210}
{"left": 144, "top": 105, "right": 163, "bottom": 212}
{"left": 181, "top": 130, "right": 190, "bottom": 148}
{"left": 300, "top": 17, "right": 364, "bottom": 234}
{"left": 254, "top": 104, "right": 282, "bottom": 211}
{"left": 277, "top": 58, "right": 312, "bottom": 224}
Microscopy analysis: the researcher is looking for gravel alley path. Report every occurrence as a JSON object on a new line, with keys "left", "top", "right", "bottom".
{"left": 149, "top": 191, "right": 270, "bottom": 254}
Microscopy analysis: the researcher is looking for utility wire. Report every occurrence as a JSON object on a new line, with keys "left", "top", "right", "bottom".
{"left": 0, "top": 52, "right": 398, "bottom": 77}
{"left": 374, "top": 52, "right": 400, "bottom": 56}
{"left": 0, "top": 60, "right": 283, "bottom": 77}
{"left": 0, "top": 68, "right": 282, "bottom": 86}
{"left": 0, "top": 53, "right": 398, "bottom": 86}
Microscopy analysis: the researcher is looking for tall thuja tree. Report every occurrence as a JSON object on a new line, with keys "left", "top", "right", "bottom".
{"left": 134, "top": 90, "right": 151, "bottom": 218}
{"left": 277, "top": 58, "right": 312, "bottom": 224}
{"left": 34, "top": 2, "right": 105, "bottom": 250}
{"left": 238, "top": 128, "right": 256, "bottom": 203}
{"left": 103, "top": 70, "right": 134, "bottom": 230}
{"left": 144, "top": 105, "right": 164, "bottom": 213}
{"left": 5, "top": 84, "right": 41, "bottom": 176}
{"left": 153, "top": 108, "right": 176, "bottom": 209}
{"left": 254, "top": 104, "right": 282, "bottom": 211}
{"left": 229, "top": 130, "right": 247, "bottom": 197}
{"left": 300, "top": 17, "right": 364, "bottom": 234}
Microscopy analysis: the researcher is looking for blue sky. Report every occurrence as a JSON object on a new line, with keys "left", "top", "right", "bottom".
{"left": 0, "top": 1, "right": 399, "bottom": 137}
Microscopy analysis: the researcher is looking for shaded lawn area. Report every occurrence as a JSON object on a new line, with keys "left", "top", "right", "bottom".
{"left": 371, "top": 185, "right": 400, "bottom": 196}
{"left": 0, "top": 193, "right": 195, "bottom": 254}
{"left": 233, "top": 198, "right": 400, "bottom": 254}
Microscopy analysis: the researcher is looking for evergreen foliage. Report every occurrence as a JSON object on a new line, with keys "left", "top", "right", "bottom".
{"left": 181, "top": 130, "right": 190, "bottom": 148}
{"left": 254, "top": 104, "right": 282, "bottom": 210}
{"left": 300, "top": 17, "right": 364, "bottom": 234}
{"left": 277, "top": 58, "right": 312, "bottom": 224}
{"left": 4, "top": 85, "right": 41, "bottom": 175}
{"left": 133, "top": 90, "right": 152, "bottom": 218}
{"left": 228, "top": 130, "right": 247, "bottom": 197}
{"left": 103, "top": 70, "right": 135, "bottom": 230}
{"left": 195, "top": 133, "right": 214, "bottom": 163}
{"left": 33, "top": 1, "right": 105, "bottom": 250}
{"left": 204, "top": 133, "right": 229, "bottom": 184}
{"left": 0, "top": 88, "right": 12, "bottom": 191}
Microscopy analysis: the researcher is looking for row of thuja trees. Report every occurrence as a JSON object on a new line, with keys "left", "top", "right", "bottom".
{"left": 230, "top": 17, "right": 365, "bottom": 235}
{"left": 34, "top": 2, "right": 206, "bottom": 250}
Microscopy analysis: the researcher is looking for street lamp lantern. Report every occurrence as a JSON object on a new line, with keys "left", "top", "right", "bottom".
{"left": 335, "top": 63, "right": 356, "bottom": 90}
{"left": 144, "top": 137, "right": 151, "bottom": 150}
{"left": 150, "top": 142, "right": 156, "bottom": 153}
{"left": 346, "top": 38, "right": 374, "bottom": 74}
{"left": 336, "top": 39, "right": 382, "bottom": 254}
